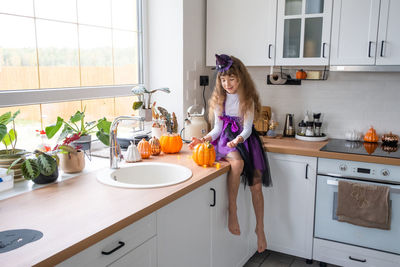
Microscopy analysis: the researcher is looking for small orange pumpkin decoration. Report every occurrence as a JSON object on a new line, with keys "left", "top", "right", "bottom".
{"left": 137, "top": 138, "right": 151, "bottom": 159}
{"left": 363, "top": 142, "right": 378, "bottom": 155}
{"left": 296, "top": 69, "right": 307, "bottom": 80}
{"left": 159, "top": 134, "right": 183, "bottom": 154}
{"left": 192, "top": 141, "right": 216, "bottom": 167}
{"left": 364, "top": 127, "right": 379, "bottom": 143}
{"left": 149, "top": 136, "right": 161, "bottom": 156}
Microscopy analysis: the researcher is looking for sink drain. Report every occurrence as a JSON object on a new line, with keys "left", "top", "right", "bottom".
{"left": 0, "top": 229, "right": 43, "bottom": 253}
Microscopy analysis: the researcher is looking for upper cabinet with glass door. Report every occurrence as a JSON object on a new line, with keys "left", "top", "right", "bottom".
{"left": 275, "top": 0, "right": 333, "bottom": 66}
{"left": 206, "top": 0, "right": 277, "bottom": 66}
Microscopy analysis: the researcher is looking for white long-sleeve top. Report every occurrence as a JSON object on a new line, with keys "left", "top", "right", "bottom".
{"left": 207, "top": 93, "right": 254, "bottom": 142}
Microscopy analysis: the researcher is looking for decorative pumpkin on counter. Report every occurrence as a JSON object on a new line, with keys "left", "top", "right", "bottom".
{"left": 363, "top": 127, "right": 379, "bottom": 143}
{"left": 159, "top": 134, "right": 183, "bottom": 154}
{"left": 363, "top": 142, "right": 378, "bottom": 155}
{"left": 296, "top": 69, "right": 307, "bottom": 80}
{"left": 381, "top": 132, "right": 399, "bottom": 145}
{"left": 137, "top": 138, "right": 151, "bottom": 159}
{"left": 149, "top": 136, "right": 161, "bottom": 155}
{"left": 192, "top": 141, "right": 216, "bottom": 167}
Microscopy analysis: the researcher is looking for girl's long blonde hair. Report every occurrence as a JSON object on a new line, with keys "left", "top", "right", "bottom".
{"left": 208, "top": 56, "right": 261, "bottom": 121}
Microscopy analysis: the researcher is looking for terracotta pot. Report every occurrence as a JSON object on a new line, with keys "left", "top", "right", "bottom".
{"left": 59, "top": 150, "right": 85, "bottom": 173}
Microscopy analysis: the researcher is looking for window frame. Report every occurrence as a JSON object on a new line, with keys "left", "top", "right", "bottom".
{"left": 0, "top": 0, "right": 144, "bottom": 108}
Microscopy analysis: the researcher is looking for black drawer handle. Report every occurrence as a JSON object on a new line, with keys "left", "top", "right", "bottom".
{"left": 368, "top": 41, "right": 372, "bottom": 57}
{"left": 349, "top": 256, "right": 367, "bottom": 263}
{"left": 305, "top": 164, "right": 309, "bottom": 179}
{"left": 268, "top": 44, "right": 272, "bottom": 59}
{"left": 210, "top": 188, "right": 216, "bottom": 207}
{"left": 101, "top": 241, "right": 125, "bottom": 255}
{"left": 322, "top": 42, "right": 327, "bottom": 58}
{"left": 380, "top": 40, "right": 385, "bottom": 57}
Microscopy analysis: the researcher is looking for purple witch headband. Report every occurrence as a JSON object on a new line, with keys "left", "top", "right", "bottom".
{"left": 215, "top": 54, "right": 233, "bottom": 72}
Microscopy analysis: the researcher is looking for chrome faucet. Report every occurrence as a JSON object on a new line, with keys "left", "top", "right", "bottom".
{"left": 110, "top": 115, "right": 145, "bottom": 169}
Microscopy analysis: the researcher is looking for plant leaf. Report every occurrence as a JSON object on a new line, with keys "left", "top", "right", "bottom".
{"left": 45, "top": 116, "right": 64, "bottom": 139}
{"left": 0, "top": 124, "right": 7, "bottom": 142}
{"left": 7, "top": 110, "right": 20, "bottom": 124}
{"left": 97, "top": 118, "right": 111, "bottom": 134}
{"left": 37, "top": 153, "right": 57, "bottom": 176}
{"left": 7, "top": 157, "right": 23, "bottom": 174}
{"left": 58, "top": 124, "right": 74, "bottom": 141}
{"left": 22, "top": 159, "right": 40, "bottom": 180}
{"left": 58, "top": 145, "right": 77, "bottom": 154}
{"left": 132, "top": 101, "right": 143, "bottom": 110}
{"left": 2, "top": 129, "right": 16, "bottom": 146}
{"left": 70, "top": 111, "right": 84, "bottom": 123}
{"left": 0, "top": 112, "right": 11, "bottom": 125}
{"left": 96, "top": 129, "right": 110, "bottom": 146}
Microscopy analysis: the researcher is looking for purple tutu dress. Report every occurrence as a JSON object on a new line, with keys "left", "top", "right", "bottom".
{"left": 212, "top": 114, "right": 272, "bottom": 187}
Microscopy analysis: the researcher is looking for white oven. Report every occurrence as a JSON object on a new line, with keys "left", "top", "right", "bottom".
{"left": 314, "top": 158, "right": 400, "bottom": 262}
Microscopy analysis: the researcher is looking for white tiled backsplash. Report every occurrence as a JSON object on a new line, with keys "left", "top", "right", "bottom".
{"left": 249, "top": 68, "right": 400, "bottom": 139}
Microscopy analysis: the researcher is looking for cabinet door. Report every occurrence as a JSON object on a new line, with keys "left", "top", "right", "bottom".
{"left": 210, "top": 173, "right": 252, "bottom": 267}
{"left": 330, "top": 0, "right": 380, "bottom": 65}
{"left": 206, "top": 0, "right": 277, "bottom": 66}
{"left": 275, "top": 0, "right": 333, "bottom": 66}
{"left": 157, "top": 182, "right": 211, "bottom": 267}
{"left": 263, "top": 153, "right": 316, "bottom": 259}
{"left": 108, "top": 237, "right": 157, "bottom": 267}
{"left": 376, "top": 0, "right": 400, "bottom": 65}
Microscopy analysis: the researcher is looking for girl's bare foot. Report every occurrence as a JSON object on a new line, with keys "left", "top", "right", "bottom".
{"left": 255, "top": 228, "right": 267, "bottom": 252}
{"left": 228, "top": 210, "right": 241, "bottom": 235}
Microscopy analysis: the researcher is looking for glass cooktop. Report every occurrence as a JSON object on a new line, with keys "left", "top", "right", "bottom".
{"left": 320, "top": 139, "right": 400, "bottom": 159}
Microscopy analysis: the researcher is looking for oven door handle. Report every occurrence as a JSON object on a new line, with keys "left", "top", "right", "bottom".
{"left": 326, "top": 178, "right": 400, "bottom": 194}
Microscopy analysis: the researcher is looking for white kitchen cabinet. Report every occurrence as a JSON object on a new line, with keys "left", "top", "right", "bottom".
{"left": 275, "top": 0, "right": 333, "bottom": 66}
{"left": 330, "top": 0, "right": 400, "bottom": 66}
{"left": 56, "top": 213, "right": 156, "bottom": 267}
{"left": 206, "top": 0, "right": 277, "bottom": 66}
{"left": 330, "top": 0, "right": 380, "bottom": 65}
{"left": 157, "top": 180, "right": 212, "bottom": 267}
{"left": 210, "top": 173, "right": 254, "bottom": 267}
{"left": 108, "top": 237, "right": 157, "bottom": 267}
{"left": 376, "top": 0, "right": 400, "bottom": 65}
{"left": 263, "top": 152, "right": 316, "bottom": 260}
{"left": 157, "top": 173, "right": 254, "bottom": 267}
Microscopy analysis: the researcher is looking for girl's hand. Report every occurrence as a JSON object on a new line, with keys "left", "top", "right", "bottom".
{"left": 188, "top": 137, "right": 201, "bottom": 150}
{"left": 227, "top": 136, "right": 243, "bottom": 148}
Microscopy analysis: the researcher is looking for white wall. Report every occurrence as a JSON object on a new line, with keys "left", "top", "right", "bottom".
{"left": 250, "top": 68, "right": 400, "bottom": 139}
{"left": 147, "top": 0, "right": 211, "bottom": 132}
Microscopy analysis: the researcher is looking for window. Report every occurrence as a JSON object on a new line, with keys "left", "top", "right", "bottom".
{"left": 0, "top": 0, "right": 143, "bottom": 150}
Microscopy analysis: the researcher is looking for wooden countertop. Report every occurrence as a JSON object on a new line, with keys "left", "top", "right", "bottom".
{"left": 262, "top": 137, "right": 400, "bottom": 166}
{"left": 0, "top": 146, "right": 230, "bottom": 267}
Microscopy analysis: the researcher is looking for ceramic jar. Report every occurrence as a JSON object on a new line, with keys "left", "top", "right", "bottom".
{"left": 59, "top": 150, "right": 85, "bottom": 173}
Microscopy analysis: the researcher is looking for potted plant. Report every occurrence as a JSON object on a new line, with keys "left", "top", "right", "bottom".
{"left": 45, "top": 107, "right": 111, "bottom": 151}
{"left": 9, "top": 150, "right": 59, "bottom": 184}
{"left": 0, "top": 110, "right": 27, "bottom": 180}
{"left": 54, "top": 133, "right": 85, "bottom": 173}
{"left": 132, "top": 85, "right": 170, "bottom": 121}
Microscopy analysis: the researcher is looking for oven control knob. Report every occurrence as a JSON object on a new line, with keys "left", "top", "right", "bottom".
{"left": 339, "top": 164, "right": 347, "bottom": 171}
{"left": 381, "top": 169, "right": 390, "bottom": 177}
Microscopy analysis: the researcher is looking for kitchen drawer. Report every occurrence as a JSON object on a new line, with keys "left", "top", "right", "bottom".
{"left": 57, "top": 213, "right": 156, "bottom": 267}
{"left": 313, "top": 238, "right": 400, "bottom": 267}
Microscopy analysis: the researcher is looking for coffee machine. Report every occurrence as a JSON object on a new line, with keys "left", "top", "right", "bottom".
{"left": 283, "top": 114, "right": 295, "bottom": 137}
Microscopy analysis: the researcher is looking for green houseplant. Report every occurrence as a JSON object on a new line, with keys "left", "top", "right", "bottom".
{"left": 45, "top": 108, "right": 111, "bottom": 149}
{"left": 10, "top": 150, "right": 59, "bottom": 184}
{"left": 0, "top": 110, "right": 27, "bottom": 180}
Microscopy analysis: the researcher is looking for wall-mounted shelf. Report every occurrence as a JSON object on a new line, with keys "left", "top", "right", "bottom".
{"left": 267, "top": 66, "right": 329, "bottom": 85}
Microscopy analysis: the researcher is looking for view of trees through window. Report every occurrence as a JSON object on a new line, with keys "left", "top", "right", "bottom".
{"left": 0, "top": 0, "right": 141, "bottom": 151}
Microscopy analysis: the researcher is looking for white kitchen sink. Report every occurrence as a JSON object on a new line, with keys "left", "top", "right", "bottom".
{"left": 97, "top": 162, "right": 192, "bottom": 188}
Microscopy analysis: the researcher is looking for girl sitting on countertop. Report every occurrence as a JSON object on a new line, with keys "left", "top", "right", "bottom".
{"left": 189, "top": 54, "right": 272, "bottom": 253}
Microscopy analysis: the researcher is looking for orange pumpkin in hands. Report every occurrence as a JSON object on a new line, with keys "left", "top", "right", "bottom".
{"left": 192, "top": 141, "right": 216, "bottom": 167}
{"left": 364, "top": 127, "right": 379, "bottom": 143}
{"left": 159, "top": 134, "right": 183, "bottom": 154}
{"left": 137, "top": 138, "right": 151, "bottom": 159}
{"left": 149, "top": 136, "right": 161, "bottom": 155}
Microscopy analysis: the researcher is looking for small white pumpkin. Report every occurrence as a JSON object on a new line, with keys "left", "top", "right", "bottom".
{"left": 125, "top": 142, "right": 142, "bottom": 163}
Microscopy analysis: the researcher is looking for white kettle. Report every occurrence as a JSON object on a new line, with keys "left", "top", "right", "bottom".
{"left": 182, "top": 105, "right": 208, "bottom": 142}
